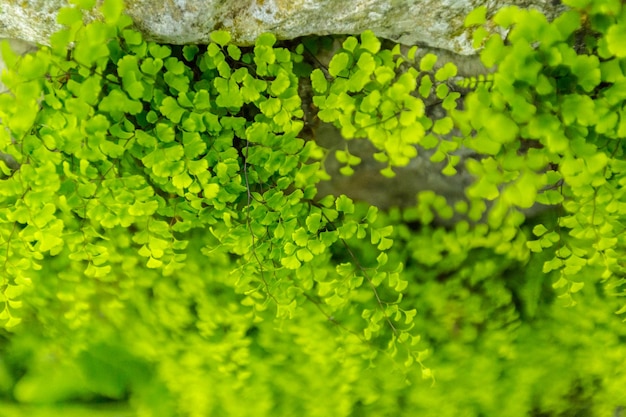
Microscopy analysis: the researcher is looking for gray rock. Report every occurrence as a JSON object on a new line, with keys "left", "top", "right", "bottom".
{"left": 0, "top": 0, "right": 563, "bottom": 54}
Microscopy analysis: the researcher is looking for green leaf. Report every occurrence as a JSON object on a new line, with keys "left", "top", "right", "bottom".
{"left": 419, "top": 75, "right": 433, "bottom": 98}
{"left": 296, "top": 248, "right": 313, "bottom": 263}
{"left": 203, "top": 183, "right": 219, "bottom": 199}
{"left": 533, "top": 224, "right": 548, "bottom": 237}
{"left": 172, "top": 172, "right": 193, "bottom": 190}
{"left": 436, "top": 83, "right": 449, "bottom": 99}
{"left": 329, "top": 52, "right": 351, "bottom": 77}
{"left": 508, "top": 170, "right": 541, "bottom": 208}
{"left": 464, "top": 6, "right": 487, "bottom": 27}
{"left": 140, "top": 57, "right": 164, "bottom": 75}
{"left": 99, "top": 89, "right": 143, "bottom": 116}
{"left": 432, "top": 118, "right": 453, "bottom": 135}
{"left": 182, "top": 112, "right": 204, "bottom": 133}
{"left": 165, "top": 72, "right": 190, "bottom": 93}
{"left": 360, "top": 30, "right": 381, "bottom": 54}
{"left": 36, "top": 230, "right": 64, "bottom": 253}
{"left": 160, "top": 96, "right": 186, "bottom": 123}
{"left": 125, "top": 31, "right": 147, "bottom": 51}
{"left": 227, "top": 44, "right": 241, "bottom": 60}
{"left": 472, "top": 27, "right": 490, "bottom": 49}
{"left": 480, "top": 35, "right": 505, "bottom": 68}
{"left": 101, "top": 0, "right": 124, "bottom": 23}
{"left": 306, "top": 212, "right": 322, "bottom": 233}
{"left": 210, "top": 30, "right": 231, "bottom": 46}
{"left": 559, "top": 94, "right": 596, "bottom": 126}
{"left": 600, "top": 59, "right": 623, "bottom": 83}
{"left": 485, "top": 113, "right": 518, "bottom": 143}
{"left": 536, "top": 190, "right": 564, "bottom": 205}
{"left": 193, "top": 90, "right": 211, "bottom": 110}
{"left": 420, "top": 54, "right": 437, "bottom": 72}
{"left": 165, "top": 57, "right": 186, "bottom": 75}
{"left": 146, "top": 257, "right": 163, "bottom": 268}
{"left": 155, "top": 123, "right": 176, "bottom": 143}
{"left": 435, "top": 62, "right": 457, "bottom": 81}
{"left": 148, "top": 44, "right": 171, "bottom": 59}
{"left": 281, "top": 254, "right": 301, "bottom": 269}
{"left": 57, "top": 7, "right": 83, "bottom": 26}
{"left": 50, "top": 29, "right": 75, "bottom": 53}
{"left": 339, "top": 166, "right": 354, "bottom": 176}
{"left": 606, "top": 24, "right": 626, "bottom": 58}
{"left": 570, "top": 54, "right": 600, "bottom": 92}
{"left": 374, "top": 67, "right": 395, "bottom": 85}
{"left": 311, "top": 69, "right": 328, "bottom": 93}
{"left": 182, "top": 132, "right": 207, "bottom": 158}
{"left": 256, "top": 32, "right": 276, "bottom": 47}
{"left": 326, "top": 293, "right": 346, "bottom": 307}
{"left": 271, "top": 70, "right": 291, "bottom": 96}
{"left": 342, "top": 36, "right": 358, "bottom": 53}
{"left": 136, "top": 130, "right": 157, "bottom": 147}
{"left": 360, "top": 90, "right": 381, "bottom": 113}
{"left": 585, "top": 152, "right": 608, "bottom": 174}
{"left": 183, "top": 45, "right": 200, "bottom": 61}
{"left": 0, "top": 41, "right": 20, "bottom": 70}
{"left": 336, "top": 195, "right": 355, "bottom": 214}
{"left": 259, "top": 97, "right": 281, "bottom": 117}
{"left": 553, "top": 10, "right": 581, "bottom": 39}
{"left": 215, "top": 77, "right": 243, "bottom": 109}
{"left": 493, "top": 6, "right": 520, "bottom": 28}
{"left": 381, "top": 166, "right": 395, "bottom": 178}
{"left": 83, "top": 114, "right": 110, "bottom": 136}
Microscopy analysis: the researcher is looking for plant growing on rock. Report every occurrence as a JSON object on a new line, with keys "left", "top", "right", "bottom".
{"left": 0, "top": 0, "right": 625, "bottom": 416}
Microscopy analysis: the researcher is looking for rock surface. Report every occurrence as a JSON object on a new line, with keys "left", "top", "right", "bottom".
{"left": 1, "top": 0, "right": 563, "bottom": 53}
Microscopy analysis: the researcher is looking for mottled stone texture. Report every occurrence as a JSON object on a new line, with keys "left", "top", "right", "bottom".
{"left": 1, "top": 0, "right": 562, "bottom": 53}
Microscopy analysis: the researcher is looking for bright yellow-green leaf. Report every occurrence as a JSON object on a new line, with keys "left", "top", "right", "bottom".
{"left": 465, "top": 6, "right": 487, "bottom": 27}
{"left": 210, "top": 30, "right": 232, "bottom": 46}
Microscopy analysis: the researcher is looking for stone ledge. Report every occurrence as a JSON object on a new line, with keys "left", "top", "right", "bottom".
{"left": 0, "top": 0, "right": 564, "bottom": 54}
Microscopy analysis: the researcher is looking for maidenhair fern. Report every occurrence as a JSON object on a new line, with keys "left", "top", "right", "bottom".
{"left": 311, "top": 33, "right": 461, "bottom": 179}
{"left": 1, "top": 0, "right": 626, "bottom": 416}
{"left": 0, "top": 0, "right": 426, "bottom": 375}
{"left": 461, "top": 1, "right": 626, "bottom": 306}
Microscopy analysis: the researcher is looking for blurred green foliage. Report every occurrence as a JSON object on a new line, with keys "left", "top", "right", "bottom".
{"left": 1, "top": 0, "right": 626, "bottom": 415}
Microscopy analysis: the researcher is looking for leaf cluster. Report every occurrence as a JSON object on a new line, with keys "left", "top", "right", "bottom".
{"left": 461, "top": 1, "right": 626, "bottom": 306}
{"left": 311, "top": 32, "right": 461, "bottom": 178}
{"left": 0, "top": 0, "right": 625, "bottom": 416}
{"left": 0, "top": 0, "right": 426, "bottom": 385}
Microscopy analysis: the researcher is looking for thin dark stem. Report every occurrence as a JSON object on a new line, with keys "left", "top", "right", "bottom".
{"left": 242, "top": 138, "right": 279, "bottom": 305}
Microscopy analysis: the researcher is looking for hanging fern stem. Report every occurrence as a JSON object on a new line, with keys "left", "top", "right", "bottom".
{"left": 241, "top": 137, "right": 281, "bottom": 307}
{"left": 312, "top": 204, "right": 400, "bottom": 335}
